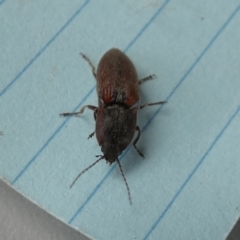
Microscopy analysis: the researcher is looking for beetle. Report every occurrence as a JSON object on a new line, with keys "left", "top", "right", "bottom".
{"left": 60, "top": 48, "right": 166, "bottom": 204}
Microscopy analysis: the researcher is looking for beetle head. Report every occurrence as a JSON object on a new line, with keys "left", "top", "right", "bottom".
{"left": 101, "top": 143, "right": 122, "bottom": 164}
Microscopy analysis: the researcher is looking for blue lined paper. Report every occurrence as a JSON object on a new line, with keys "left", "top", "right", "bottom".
{"left": 1, "top": 1, "right": 240, "bottom": 239}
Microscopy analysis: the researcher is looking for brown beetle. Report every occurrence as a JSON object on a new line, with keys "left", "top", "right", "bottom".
{"left": 60, "top": 49, "right": 166, "bottom": 204}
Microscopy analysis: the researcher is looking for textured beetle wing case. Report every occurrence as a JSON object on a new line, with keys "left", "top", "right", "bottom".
{"left": 96, "top": 49, "right": 140, "bottom": 107}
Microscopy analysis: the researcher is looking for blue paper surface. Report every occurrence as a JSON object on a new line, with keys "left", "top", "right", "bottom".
{"left": 1, "top": 0, "right": 240, "bottom": 239}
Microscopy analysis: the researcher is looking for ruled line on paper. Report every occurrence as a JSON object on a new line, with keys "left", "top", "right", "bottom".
{"left": 0, "top": 0, "right": 90, "bottom": 98}
{"left": 143, "top": 105, "right": 240, "bottom": 240}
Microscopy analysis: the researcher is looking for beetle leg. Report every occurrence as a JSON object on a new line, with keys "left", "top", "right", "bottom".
{"left": 138, "top": 74, "right": 156, "bottom": 85}
{"left": 60, "top": 105, "right": 97, "bottom": 117}
{"left": 80, "top": 53, "right": 97, "bottom": 79}
{"left": 133, "top": 126, "right": 144, "bottom": 158}
{"left": 88, "top": 131, "right": 95, "bottom": 139}
{"left": 93, "top": 108, "right": 98, "bottom": 120}
{"left": 86, "top": 108, "right": 98, "bottom": 139}
{"left": 139, "top": 101, "right": 167, "bottom": 110}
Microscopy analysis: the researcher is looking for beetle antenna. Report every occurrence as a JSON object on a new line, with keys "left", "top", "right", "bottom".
{"left": 70, "top": 156, "right": 104, "bottom": 188}
{"left": 116, "top": 159, "right": 132, "bottom": 205}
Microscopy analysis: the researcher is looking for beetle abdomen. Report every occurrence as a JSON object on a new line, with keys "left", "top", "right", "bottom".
{"left": 97, "top": 48, "right": 139, "bottom": 107}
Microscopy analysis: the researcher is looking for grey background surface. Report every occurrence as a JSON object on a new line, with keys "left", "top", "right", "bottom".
{"left": 0, "top": 179, "right": 239, "bottom": 240}
{"left": 0, "top": 180, "right": 91, "bottom": 240}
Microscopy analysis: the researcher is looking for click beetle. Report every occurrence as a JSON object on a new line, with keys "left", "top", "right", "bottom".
{"left": 60, "top": 49, "right": 166, "bottom": 204}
